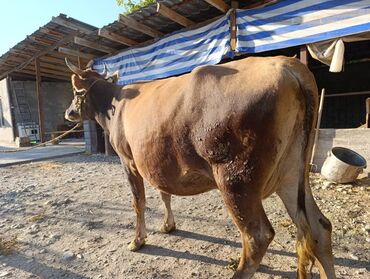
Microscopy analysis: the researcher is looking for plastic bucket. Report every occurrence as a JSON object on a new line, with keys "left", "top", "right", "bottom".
{"left": 321, "top": 147, "right": 367, "bottom": 183}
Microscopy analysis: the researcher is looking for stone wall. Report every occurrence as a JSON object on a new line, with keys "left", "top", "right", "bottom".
{"left": 0, "top": 78, "right": 15, "bottom": 144}
{"left": 9, "top": 80, "right": 73, "bottom": 138}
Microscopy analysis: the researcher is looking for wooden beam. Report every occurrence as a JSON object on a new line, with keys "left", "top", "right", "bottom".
{"left": 204, "top": 0, "right": 230, "bottom": 13}
{"left": 40, "top": 56, "right": 69, "bottom": 65}
{"left": 38, "top": 27, "right": 65, "bottom": 39}
{"left": 52, "top": 16, "right": 94, "bottom": 34}
{"left": 58, "top": 47, "right": 96, "bottom": 60}
{"left": 8, "top": 49, "right": 33, "bottom": 58}
{"left": 156, "top": 3, "right": 194, "bottom": 27}
{"left": 230, "top": 1, "right": 238, "bottom": 51}
{"left": 24, "top": 65, "right": 71, "bottom": 78}
{"left": 74, "top": 37, "right": 116, "bottom": 54}
{"left": 29, "top": 36, "right": 56, "bottom": 46}
{"left": 39, "top": 61, "right": 69, "bottom": 73}
{"left": 0, "top": 32, "right": 77, "bottom": 80}
{"left": 119, "top": 15, "right": 163, "bottom": 38}
{"left": 16, "top": 69, "right": 70, "bottom": 81}
{"left": 35, "top": 58, "right": 45, "bottom": 142}
{"left": 98, "top": 28, "right": 138, "bottom": 47}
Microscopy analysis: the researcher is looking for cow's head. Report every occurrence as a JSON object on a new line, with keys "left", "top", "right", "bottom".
{"left": 64, "top": 59, "right": 119, "bottom": 122}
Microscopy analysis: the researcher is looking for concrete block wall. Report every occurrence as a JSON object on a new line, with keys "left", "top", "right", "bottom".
{"left": 10, "top": 80, "right": 73, "bottom": 136}
{"left": 0, "top": 78, "right": 15, "bottom": 144}
{"left": 312, "top": 128, "right": 370, "bottom": 173}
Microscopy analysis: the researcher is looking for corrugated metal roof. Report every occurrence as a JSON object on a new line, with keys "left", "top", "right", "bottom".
{"left": 0, "top": 0, "right": 276, "bottom": 81}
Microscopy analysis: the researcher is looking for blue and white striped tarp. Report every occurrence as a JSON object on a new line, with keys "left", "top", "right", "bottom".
{"left": 92, "top": 14, "right": 231, "bottom": 85}
{"left": 236, "top": 0, "right": 370, "bottom": 53}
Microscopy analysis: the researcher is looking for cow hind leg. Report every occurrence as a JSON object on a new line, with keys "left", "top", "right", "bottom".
{"left": 159, "top": 191, "right": 176, "bottom": 233}
{"left": 277, "top": 171, "right": 336, "bottom": 279}
{"left": 214, "top": 167, "right": 275, "bottom": 279}
{"left": 123, "top": 164, "right": 147, "bottom": 252}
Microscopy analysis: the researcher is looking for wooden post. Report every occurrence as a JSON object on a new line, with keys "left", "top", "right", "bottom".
{"left": 35, "top": 58, "right": 45, "bottom": 142}
{"left": 366, "top": 98, "right": 370, "bottom": 128}
{"left": 77, "top": 56, "right": 83, "bottom": 69}
{"left": 104, "top": 131, "right": 117, "bottom": 156}
{"left": 300, "top": 45, "right": 308, "bottom": 65}
{"left": 230, "top": 1, "right": 238, "bottom": 51}
{"left": 310, "top": 88, "right": 325, "bottom": 169}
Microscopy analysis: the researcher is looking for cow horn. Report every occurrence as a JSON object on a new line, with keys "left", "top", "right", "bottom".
{"left": 101, "top": 64, "right": 108, "bottom": 77}
{"left": 65, "top": 58, "right": 83, "bottom": 76}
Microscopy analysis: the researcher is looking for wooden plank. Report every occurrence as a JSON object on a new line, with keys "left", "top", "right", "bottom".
{"left": 40, "top": 56, "right": 69, "bottom": 65}
{"left": 156, "top": 3, "right": 194, "bottom": 27}
{"left": 16, "top": 69, "right": 70, "bottom": 81}
{"left": 38, "top": 27, "right": 65, "bottom": 39}
{"left": 0, "top": 31, "right": 77, "bottom": 80}
{"left": 98, "top": 28, "right": 138, "bottom": 47}
{"left": 39, "top": 61, "right": 69, "bottom": 73}
{"left": 119, "top": 15, "right": 163, "bottom": 37}
{"left": 204, "top": 0, "right": 230, "bottom": 13}
{"left": 8, "top": 49, "right": 33, "bottom": 58}
{"left": 74, "top": 37, "right": 116, "bottom": 53}
{"left": 29, "top": 36, "right": 56, "bottom": 46}
{"left": 35, "top": 58, "right": 46, "bottom": 143}
{"left": 24, "top": 65, "right": 71, "bottom": 78}
{"left": 58, "top": 47, "right": 96, "bottom": 60}
{"left": 52, "top": 16, "right": 94, "bottom": 34}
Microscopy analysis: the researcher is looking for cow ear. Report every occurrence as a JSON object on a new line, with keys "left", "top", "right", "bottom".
{"left": 71, "top": 74, "right": 87, "bottom": 93}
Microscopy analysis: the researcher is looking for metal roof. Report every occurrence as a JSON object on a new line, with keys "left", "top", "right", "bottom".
{"left": 0, "top": 0, "right": 276, "bottom": 81}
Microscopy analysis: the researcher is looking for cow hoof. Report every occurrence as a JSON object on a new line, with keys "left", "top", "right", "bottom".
{"left": 160, "top": 222, "right": 176, "bottom": 234}
{"left": 127, "top": 238, "right": 145, "bottom": 251}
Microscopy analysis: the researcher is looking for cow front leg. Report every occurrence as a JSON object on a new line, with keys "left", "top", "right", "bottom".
{"left": 124, "top": 165, "right": 147, "bottom": 252}
{"left": 159, "top": 191, "right": 176, "bottom": 233}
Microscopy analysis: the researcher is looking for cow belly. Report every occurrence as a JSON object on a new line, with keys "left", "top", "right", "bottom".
{"left": 150, "top": 170, "right": 217, "bottom": 196}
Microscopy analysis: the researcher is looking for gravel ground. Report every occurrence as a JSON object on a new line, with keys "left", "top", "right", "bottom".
{"left": 0, "top": 154, "right": 369, "bottom": 279}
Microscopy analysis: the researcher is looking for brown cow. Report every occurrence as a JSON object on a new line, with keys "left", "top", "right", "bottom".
{"left": 65, "top": 56, "right": 335, "bottom": 279}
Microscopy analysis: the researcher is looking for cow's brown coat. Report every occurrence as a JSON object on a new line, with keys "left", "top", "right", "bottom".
{"left": 65, "top": 56, "right": 335, "bottom": 278}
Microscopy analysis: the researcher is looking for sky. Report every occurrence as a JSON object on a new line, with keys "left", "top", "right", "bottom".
{"left": 0, "top": 0, "right": 123, "bottom": 56}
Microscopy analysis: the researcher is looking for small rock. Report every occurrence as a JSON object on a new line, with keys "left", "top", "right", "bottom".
{"left": 39, "top": 249, "right": 46, "bottom": 254}
{"left": 29, "top": 224, "right": 40, "bottom": 234}
{"left": 11, "top": 224, "right": 24, "bottom": 229}
{"left": 349, "top": 253, "right": 359, "bottom": 261}
{"left": 62, "top": 251, "right": 75, "bottom": 261}
{"left": 0, "top": 271, "right": 12, "bottom": 277}
{"left": 76, "top": 254, "right": 83, "bottom": 259}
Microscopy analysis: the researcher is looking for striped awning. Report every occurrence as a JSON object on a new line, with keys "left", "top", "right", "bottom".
{"left": 236, "top": 0, "right": 370, "bottom": 53}
{"left": 92, "top": 14, "right": 231, "bottom": 86}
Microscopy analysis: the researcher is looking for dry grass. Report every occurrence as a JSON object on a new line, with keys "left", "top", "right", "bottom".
{"left": 38, "top": 162, "right": 62, "bottom": 171}
{"left": 0, "top": 236, "right": 19, "bottom": 255}
{"left": 29, "top": 212, "right": 45, "bottom": 223}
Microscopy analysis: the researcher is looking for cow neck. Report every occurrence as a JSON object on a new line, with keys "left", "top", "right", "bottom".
{"left": 89, "top": 81, "right": 120, "bottom": 132}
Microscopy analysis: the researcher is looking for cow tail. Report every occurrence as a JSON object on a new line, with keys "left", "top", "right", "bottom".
{"left": 287, "top": 60, "right": 319, "bottom": 275}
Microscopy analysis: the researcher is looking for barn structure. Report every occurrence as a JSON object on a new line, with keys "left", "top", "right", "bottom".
{"left": 0, "top": 0, "right": 369, "bottom": 169}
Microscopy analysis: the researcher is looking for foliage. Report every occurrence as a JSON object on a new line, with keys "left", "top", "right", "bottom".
{"left": 116, "top": 0, "right": 156, "bottom": 15}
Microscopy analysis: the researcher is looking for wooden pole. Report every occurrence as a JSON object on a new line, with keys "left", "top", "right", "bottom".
{"left": 300, "top": 45, "right": 308, "bottom": 65}
{"left": 77, "top": 56, "right": 83, "bottom": 69}
{"left": 366, "top": 98, "right": 370, "bottom": 128}
{"left": 35, "top": 58, "right": 45, "bottom": 142}
{"left": 310, "top": 88, "right": 325, "bottom": 168}
{"left": 230, "top": 1, "right": 238, "bottom": 51}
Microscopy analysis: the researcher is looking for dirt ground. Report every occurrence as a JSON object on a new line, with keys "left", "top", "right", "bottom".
{"left": 0, "top": 154, "right": 369, "bottom": 279}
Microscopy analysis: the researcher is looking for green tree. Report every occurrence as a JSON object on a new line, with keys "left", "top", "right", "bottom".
{"left": 116, "top": 0, "right": 156, "bottom": 14}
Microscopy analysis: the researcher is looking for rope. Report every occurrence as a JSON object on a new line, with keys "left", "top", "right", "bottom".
{"left": 0, "top": 123, "right": 82, "bottom": 153}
